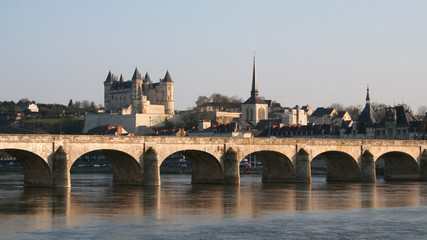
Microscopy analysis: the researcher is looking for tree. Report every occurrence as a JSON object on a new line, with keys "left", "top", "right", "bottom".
{"left": 88, "top": 101, "right": 97, "bottom": 112}
{"left": 195, "top": 96, "right": 209, "bottom": 107}
{"left": 81, "top": 100, "right": 90, "bottom": 109}
{"left": 73, "top": 101, "right": 81, "bottom": 115}
{"left": 329, "top": 103, "right": 345, "bottom": 111}
{"left": 344, "top": 105, "right": 362, "bottom": 121}
{"left": 371, "top": 102, "right": 389, "bottom": 120}
{"left": 417, "top": 105, "right": 427, "bottom": 118}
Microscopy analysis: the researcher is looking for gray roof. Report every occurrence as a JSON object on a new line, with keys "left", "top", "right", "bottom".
{"left": 162, "top": 71, "right": 173, "bottom": 82}
{"left": 104, "top": 71, "right": 113, "bottom": 84}
{"left": 132, "top": 68, "right": 142, "bottom": 80}
{"left": 376, "top": 105, "right": 419, "bottom": 128}
{"left": 356, "top": 88, "right": 378, "bottom": 133}
{"left": 311, "top": 107, "right": 336, "bottom": 117}
{"left": 144, "top": 73, "right": 151, "bottom": 82}
{"left": 242, "top": 95, "right": 267, "bottom": 105}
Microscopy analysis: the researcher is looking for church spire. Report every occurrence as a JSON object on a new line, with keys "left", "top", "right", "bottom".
{"left": 366, "top": 85, "right": 370, "bottom": 105}
{"left": 250, "top": 56, "right": 258, "bottom": 97}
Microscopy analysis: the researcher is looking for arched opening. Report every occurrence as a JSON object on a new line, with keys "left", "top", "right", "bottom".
{"left": 241, "top": 151, "right": 295, "bottom": 183}
{"left": 375, "top": 158, "right": 385, "bottom": 178}
{"left": 0, "top": 149, "right": 51, "bottom": 186}
{"left": 71, "top": 150, "right": 142, "bottom": 186}
{"left": 310, "top": 156, "right": 327, "bottom": 182}
{"left": 377, "top": 152, "right": 419, "bottom": 181}
{"left": 160, "top": 150, "right": 222, "bottom": 184}
{"left": 313, "top": 151, "right": 360, "bottom": 182}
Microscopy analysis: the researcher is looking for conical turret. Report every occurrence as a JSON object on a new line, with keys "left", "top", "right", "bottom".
{"left": 132, "top": 67, "right": 142, "bottom": 80}
{"left": 104, "top": 71, "right": 113, "bottom": 84}
{"left": 144, "top": 72, "right": 152, "bottom": 83}
{"left": 162, "top": 71, "right": 173, "bottom": 82}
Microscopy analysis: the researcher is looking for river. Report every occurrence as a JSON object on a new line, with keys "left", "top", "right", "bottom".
{"left": 1, "top": 173, "right": 427, "bottom": 239}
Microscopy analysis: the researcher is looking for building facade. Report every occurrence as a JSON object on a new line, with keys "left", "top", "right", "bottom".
{"left": 241, "top": 57, "right": 268, "bottom": 126}
{"left": 104, "top": 68, "right": 174, "bottom": 115}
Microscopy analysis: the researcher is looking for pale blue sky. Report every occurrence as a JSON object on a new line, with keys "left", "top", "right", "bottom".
{"left": 1, "top": 0, "right": 427, "bottom": 111}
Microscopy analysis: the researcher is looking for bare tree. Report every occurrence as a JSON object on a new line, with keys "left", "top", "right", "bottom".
{"left": 417, "top": 105, "right": 427, "bottom": 118}
{"left": 344, "top": 105, "right": 362, "bottom": 121}
{"left": 329, "top": 103, "right": 345, "bottom": 111}
{"left": 195, "top": 96, "right": 209, "bottom": 107}
{"left": 371, "top": 102, "right": 389, "bottom": 120}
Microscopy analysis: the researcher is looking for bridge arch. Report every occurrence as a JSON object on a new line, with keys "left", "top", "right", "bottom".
{"left": 159, "top": 150, "right": 223, "bottom": 184}
{"left": 376, "top": 151, "right": 419, "bottom": 181}
{"left": 242, "top": 150, "right": 295, "bottom": 183}
{"left": 72, "top": 149, "right": 142, "bottom": 185}
{"left": 313, "top": 151, "right": 361, "bottom": 182}
{"left": 0, "top": 148, "right": 51, "bottom": 186}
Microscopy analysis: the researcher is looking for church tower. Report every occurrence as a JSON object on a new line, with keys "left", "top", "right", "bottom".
{"left": 356, "top": 86, "right": 379, "bottom": 134}
{"left": 241, "top": 57, "right": 268, "bottom": 126}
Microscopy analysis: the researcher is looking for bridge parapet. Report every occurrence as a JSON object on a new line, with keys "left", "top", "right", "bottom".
{"left": 1, "top": 134, "right": 427, "bottom": 187}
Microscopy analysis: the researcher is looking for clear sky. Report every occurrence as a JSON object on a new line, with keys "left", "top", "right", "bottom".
{"left": 1, "top": 0, "right": 427, "bottom": 111}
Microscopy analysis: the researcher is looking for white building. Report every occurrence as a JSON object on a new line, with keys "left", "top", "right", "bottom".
{"left": 282, "top": 106, "right": 308, "bottom": 125}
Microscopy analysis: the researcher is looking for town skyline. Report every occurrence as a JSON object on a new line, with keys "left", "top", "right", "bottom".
{"left": 1, "top": 1, "right": 427, "bottom": 111}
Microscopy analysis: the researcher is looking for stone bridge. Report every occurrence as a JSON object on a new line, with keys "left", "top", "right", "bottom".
{"left": 1, "top": 134, "right": 427, "bottom": 187}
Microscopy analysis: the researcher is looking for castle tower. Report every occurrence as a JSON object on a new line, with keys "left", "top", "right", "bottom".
{"left": 241, "top": 57, "right": 268, "bottom": 125}
{"left": 131, "top": 67, "right": 143, "bottom": 113}
{"left": 103, "top": 71, "right": 113, "bottom": 112}
{"left": 161, "top": 71, "right": 174, "bottom": 115}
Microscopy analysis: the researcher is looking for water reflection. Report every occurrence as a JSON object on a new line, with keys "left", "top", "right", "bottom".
{"left": 1, "top": 174, "right": 427, "bottom": 225}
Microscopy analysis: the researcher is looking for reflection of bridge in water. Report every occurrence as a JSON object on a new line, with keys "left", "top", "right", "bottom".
{"left": 1, "top": 134, "right": 427, "bottom": 187}
{"left": 1, "top": 175, "right": 426, "bottom": 227}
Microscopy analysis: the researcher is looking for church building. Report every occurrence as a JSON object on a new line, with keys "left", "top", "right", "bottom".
{"left": 241, "top": 57, "right": 268, "bottom": 126}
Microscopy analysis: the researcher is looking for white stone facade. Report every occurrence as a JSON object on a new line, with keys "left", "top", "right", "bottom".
{"left": 104, "top": 68, "right": 174, "bottom": 115}
{"left": 282, "top": 108, "right": 308, "bottom": 125}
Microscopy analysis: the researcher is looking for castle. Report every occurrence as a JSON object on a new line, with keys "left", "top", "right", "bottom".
{"left": 83, "top": 68, "right": 178, "bottom": 135}
{"left": 103, "top": 68, "right": 174, "bottom": 115}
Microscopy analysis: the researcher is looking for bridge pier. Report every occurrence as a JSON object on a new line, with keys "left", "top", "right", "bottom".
{"left": 361, "top": 150, "right": 376, "bottom": 182}
{"left": 52, "top": 146, "right": 71, "bottom": 188}
{"left": 419, "top": 150, "right": 427, "bottom": 181}
{"left": 296, "top": 149, "right": 311, "bottom": 183}
{"left": 142, "top": 147, "right": 160, "bottom": 186}
{"left": 222, "top": 148, "right": 240, "bottom": 185}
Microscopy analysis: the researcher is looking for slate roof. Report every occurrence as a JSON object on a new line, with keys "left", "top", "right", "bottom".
{"left": 110, "top": 80, "right": 132, "bottom": 90}
{"left": 104, "top": 71, "right": 113, "bottom": 84}
{"left": 132, "top": 68, "right": 142, "bottom": 80}
{"left": 356, "top": 103, "right": 378, "bottom": 131}
{"left": 144, "top": 73, "right": 151, "bottom": 83}
{"left": 242, "top": 95, "right": 267, "bottom": 105}
{"left": 311, "top": 107, "right": 336, "bottom": 117}
{"left": 162, "top": 71, "right": 173, "bottom": 82}
{"left": 355, "top": 87, "right": 378, "bottom": 133}
{"left": 336, "top": 111, "right": 348, "bottom": 119}
{"left": 375, "top": 105, "right": 419, "bottom": 128}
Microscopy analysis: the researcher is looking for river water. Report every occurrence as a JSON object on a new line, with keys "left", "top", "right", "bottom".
{"left": 1, "top": 173, "right": 427, "bottom": 239}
